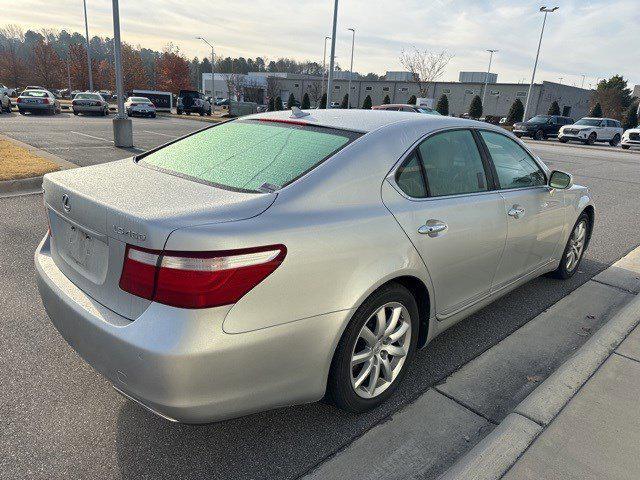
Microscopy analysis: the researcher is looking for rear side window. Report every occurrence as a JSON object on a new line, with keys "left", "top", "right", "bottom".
{"left": 140, "top": 120, "right": 359, "bottom": 192}
{"left": 418, "top": 130, "right": 488, "bottom": 197}
{"left": 480, "top": 131, "right": 546, "bottom": 189}
{"left": 395, "top": 152, "right": 427, "bottom": 198}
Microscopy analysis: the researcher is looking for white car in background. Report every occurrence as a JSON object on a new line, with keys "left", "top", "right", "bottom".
{"left": 558, "top": 117, "right": 623, "bottom": 146}
{"left": 621, "top": 126, "right": 640, "bottom": 150}
{"left": 125, "top": 96, "right": 157, "bottom": 118}
{"left": 0, "top": 84, "right": 16, "bottom": 97}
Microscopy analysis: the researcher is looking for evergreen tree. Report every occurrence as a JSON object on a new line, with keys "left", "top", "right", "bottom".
{"left": 301, "top": 92, "right": 310, "bottom": 109}
{"left": 287, "top": 92, "right": 296, "bottom": 109}
{"left": 320, "top": 92, "right": 327, "bottom": 109}
{"left": 362, "top": 95, "right": 372, "bottom": 109}
{"left": 623, "top": 102, "right": 639, "bottom": 130}
{"left": 275, "top": 96, "right": 283, "bottom": 111}
{"left": 469, "top": 95, "right": 483, "bottom": 119}
{"left": 408, "top": 94, "right": 417, "bottom": 105}
{"left": 547, "top": 100, "right": 561, "bottom": 116}
{"left": 383, "top": 94, "right": 391, "bottom": 104}
{"left": 436, "top": 94, "right": 449, "bottom": 115}
{"left": 590, "top": 102, "right": 603, "bottom": 117}
{"left": 268, "top": 97, "right": 275, "bottom": 111}
{"left": 341, "top": 94, "right": 349, "bottom": 109}
{"left": 507, "top": 99, "right": 524, "bottom": 124}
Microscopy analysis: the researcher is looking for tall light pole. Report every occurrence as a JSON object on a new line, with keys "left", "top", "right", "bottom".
{"left": 559, "top": 76, "right": 563, "bottom": 84}
{"left": 481, "top": 49, "right": 497, "bottom": 109}
{"left": 523, "top": 6, "right": 558, "bottom": 121}
{"left": 111, "top": 0, "right": 132, "bottom": 147}
{"left": 581, "top": 74, "right": 586, "bottom": 89}
{"left": 196, "top": 37, "right": 215, "bottom": 101}
{"left": 83, "top": 0, "right": 94, "bottom": 91}
{"left": 325, "top": 0, "right": 339, "bottom": 109}
{"left": 347, "top": 28, "right": 355, "bottom": 108}
{"left": 321, "top": 36, "right": 331, "bottom": 106}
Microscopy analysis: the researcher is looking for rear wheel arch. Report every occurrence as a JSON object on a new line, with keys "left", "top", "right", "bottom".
{"left": 582, "top": 205, "right": 595, "bottom": 249}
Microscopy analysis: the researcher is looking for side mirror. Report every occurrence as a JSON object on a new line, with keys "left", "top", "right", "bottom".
{"left": 549, "top": 170, "right": 572, "bottom": 189}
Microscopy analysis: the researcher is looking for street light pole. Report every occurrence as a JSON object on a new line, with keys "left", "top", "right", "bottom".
{"left": 581, "top": 74, "right": 586, "bottom": 89}
{"left": 83, "top": 0, "right": 94, "bottom": 91}
{"left": 347, "top": 28, "right": 355, "bottom": 109}
{"left": 321, "top": 36, "right": 331, "bottom": 107}
{"left": 523, "top": 6, "right": 558, "bottom": 121}
{"left": 197, "top": 37, "right": 215, "bottom": 106}
{"left": 481, "top": 49, "right": 497, "bottom": 108}
{"left": 111, "top": 0, "right": 132, "bottom": 147}
{"left": 326, "top": 0, "right": 339, "bottom": 109}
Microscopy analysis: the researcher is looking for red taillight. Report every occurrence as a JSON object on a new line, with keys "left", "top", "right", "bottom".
{"left": 16, "top": 97, "right": 22, "bottom": 103}
{"left": 42, "top": 98, "right": 50, "bottom": 104}
{"left": 119, "top": 244, "right": 286, "bottom": 309}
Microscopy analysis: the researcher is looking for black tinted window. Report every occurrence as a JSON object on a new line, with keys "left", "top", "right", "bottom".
{"left": 395, "top": 152, "right": 427, "bottom": 198}
{"left": 480, "top": 131, "right": 546, "bottom": 189}
{"left": 418, "top": 130, "right": 488, "bottom": 197}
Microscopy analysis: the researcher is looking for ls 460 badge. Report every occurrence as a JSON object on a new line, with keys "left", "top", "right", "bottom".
{"left": 113, "top": 225, "right": 147, "bottom": 241}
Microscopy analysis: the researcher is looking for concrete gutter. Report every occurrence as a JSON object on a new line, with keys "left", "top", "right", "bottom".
{"left": 438, "top": 251, "right": 640, "bottom": 480}
{"left": 0, "top": 134, "right": 78, "bottom": 198}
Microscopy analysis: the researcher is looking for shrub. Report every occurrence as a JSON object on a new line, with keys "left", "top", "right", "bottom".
{"left": 590, "top": 102, "right": 603, "bottom": 117}
{"left": 548, "top": 100, "right": 560, "bottom": 116}
{"left": 320, "top": 93, "right": 327, "bottom": 109}
{"left": 268, "top": 97, "right": 275, "bottom": 111}
{"left": 469, "top": 95, "right": 483, "bottom": 119}
{"left": 507, "top": 99, "right": 524, "bottom": 123}
{"left": 301, "top": 92, "right": 310, "bottom": 109}
{"left": 287, "top": 93, "right": 296, "bottom": 109}
{"left": 623, "top": 102, "right": 639, "bottom": 130}
{"left": 382, "top": 94, "right": 391, "bottom": 104}
{"left": 436, "top": 94, "right": 449, "bottom": 115}
{"left": 341, "top": 94, "right": 349, "bottom": 109}
{"left": 275, "top": 96, "right": 283, "bottom": 111}
{"left": 362, "top": 95, "right": 372, "bottom": 109}
{"left": 408, "top": 94, "right": 417, "bottom": 105}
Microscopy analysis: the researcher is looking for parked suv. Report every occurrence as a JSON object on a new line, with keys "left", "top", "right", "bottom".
{"left": 176, "top": 90, "right": 211, "bottom": 116}
{"left": 513, "top": 115, "right": 574, "bottom": 140}
{"left": 558, "top": 118, "right": 623, "bottom": 146}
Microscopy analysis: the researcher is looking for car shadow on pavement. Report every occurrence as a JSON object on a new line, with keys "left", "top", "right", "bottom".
{"left": 114, "top": 256, "right": 611, "bottom": 480}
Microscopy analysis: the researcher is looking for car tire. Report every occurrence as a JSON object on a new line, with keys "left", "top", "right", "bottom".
{"left": 19, "top": 110, "right": 25, "bottom": 115}
{"left": 514, "top": 133, "right": 523, "bottom": 138}
{"left": 609, "top": 134, "right": 621, "bottom": 147}
{"left": 551, "top": 212, "right": 590, "bottom": 280}
{"left": 585, "top": 132, "right": 596, "bottom": 145}
{"left": 327, "top": 283, "right": 419, "bottom": 413}
{"left": 559, "top": 137, "right": 568, "bottom": 143}
{"left": 534, "top": 129, "right": 545, "bottom": 140}
{"left": 151, "top": 113, "right": 156, "bottom": 118}
{"left": 622, "top": 145, "right": 630, "bottom": 150}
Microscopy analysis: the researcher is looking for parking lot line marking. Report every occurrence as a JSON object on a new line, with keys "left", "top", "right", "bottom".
{"left": 70, "top": 131, "right": 111, "bottom": 142}
{"left": 142, "top": 130, "right": 174, "bottom": 138}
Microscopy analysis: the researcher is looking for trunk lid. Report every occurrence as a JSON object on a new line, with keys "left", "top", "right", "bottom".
{"left": 43, "top": 158, "right": 276, "bottom": 319}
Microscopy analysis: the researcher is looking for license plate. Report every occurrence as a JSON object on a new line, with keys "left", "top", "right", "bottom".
{"left": 64, "top": 223, "right": 94, "bottom": 268}
{"left": 24, "top": 99, "right": 37, "bottom": 104}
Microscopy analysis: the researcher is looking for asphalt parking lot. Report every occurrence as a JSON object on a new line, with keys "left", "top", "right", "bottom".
{"left": 2, "top": 115, "right": 640, "bottom": 479}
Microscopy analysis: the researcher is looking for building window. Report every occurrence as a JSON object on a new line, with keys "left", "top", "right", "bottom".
{"left": 293, "top": 83, "right": 299, "bottom": 88}
{"left": 365, "top": 86, "right": 372, "bottom": 91}
{"left": 334, "top": 85, "right": 341, "bottom": 90}
{"left": 490, "top": 90, "right": 500, "bottom": 96}
{"left": 516, "top": 91, "right": 527, "bottom": 97}
{"left": 382, "top": 86, "right": 390, "bottom": 92}
{"left": 399, "top": 87, "right": 408, "bottom": 92}
{"left": 442, "top": 88, "right": 451, "bottom": 94}
{"left": 465, "top": 89, "right": 474, "bottom": 95}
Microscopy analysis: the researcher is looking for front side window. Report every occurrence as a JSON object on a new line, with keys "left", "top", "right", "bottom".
{"left": 479, "top": 131, "right": 546, "bottom": 189}
{"left": 418, "top": 130, "right": 488, "bottom": 197}
{"left": 140, "top": 120, "right": 359, "bottom": 192}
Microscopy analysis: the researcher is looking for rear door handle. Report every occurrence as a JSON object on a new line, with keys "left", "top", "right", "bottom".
{"left": 508, "top": 206, "right": 525, "bottom": 219}
{"left": 418, "top": 220, "right": 448, "bottom": 237}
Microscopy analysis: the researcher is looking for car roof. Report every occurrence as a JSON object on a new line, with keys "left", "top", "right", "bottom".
{"left": 373, "top": 104, "right": 414, "bottom": 108}
{"left": 243, "top": 109, "right": 488, "bottom": 134}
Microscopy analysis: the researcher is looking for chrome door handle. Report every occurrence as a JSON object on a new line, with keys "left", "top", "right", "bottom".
{"left": 418, "top": 220, "right": 448, "bottom": 237}
{"left": 508, "top": 206, "right": 525, "bottom": 219}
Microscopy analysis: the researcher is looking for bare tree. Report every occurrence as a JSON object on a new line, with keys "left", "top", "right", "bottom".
{"left": 0, "top": 25, "right": 26, "bottom": 87}
{"left": 399, "top": 47, "right": 454, "bottom": 98}
{"left": 307, "top": 82, "right": 322, "bottom": 107}
{"left": 223, "top": 72, "right": 244, "bottom": 101}
{"left": 265, "top": 76, "right": 281, "bottom": 103}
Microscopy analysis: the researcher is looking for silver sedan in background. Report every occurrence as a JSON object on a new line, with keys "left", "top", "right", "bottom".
{"left": 35, "top": 110, "right": 594, "bottom": 423}
{"left": 72, "top": 92, "right": 110, "bottom": 116}
{"left": 17, "top": 89, "right": 61, "bottom": 115}
{"left": 125, "top": 96, "right": 157, "bottom": 118}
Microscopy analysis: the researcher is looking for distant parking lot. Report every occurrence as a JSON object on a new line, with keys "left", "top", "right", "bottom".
{"left": 0, "top": 111, "right": 206, "bottom": 166}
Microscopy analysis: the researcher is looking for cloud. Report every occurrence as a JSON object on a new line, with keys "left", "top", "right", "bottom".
{"left": 4, "top": 0, "right": 639, "bottom": 86}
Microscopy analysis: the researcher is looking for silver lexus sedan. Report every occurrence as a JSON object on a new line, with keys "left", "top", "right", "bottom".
{"left": 35, "top": 110, "right": 594, "bottom": 423}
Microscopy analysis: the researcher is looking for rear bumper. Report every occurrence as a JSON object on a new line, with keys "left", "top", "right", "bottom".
{"left": 73, "top": 105, "right": 104, "bottom": 113}
{"left": 18, "top": 104, "right": 54, "bottom": 112}
{"left": 35, "top": 235, "right": 347, "bottom": 423}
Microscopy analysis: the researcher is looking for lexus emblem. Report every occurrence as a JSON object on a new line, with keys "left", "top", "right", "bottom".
{"left": 62, "top": 194, "right": 71, "bottom": 212}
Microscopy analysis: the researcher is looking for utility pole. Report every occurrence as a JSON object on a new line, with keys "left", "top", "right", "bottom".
{"left": 325, "top": 0, "right": 339, "bottom": 109}
{"left": 347, "top": 28, "right": 355, "bottom": 108}
{"left": 111, "top": 0, "right": 133, "bottom": 147}
{"left": 83, "top": 0, "right": 94, "bottom": 91}
{"left": 481, "top": 49, "right": 498, "bottom": 108}
{"left": 523, "top": 6, "right": 559, "bottom": 121}
{"left": 321, "top": 36, "right": 331, "bottom": 107}
{"left": 581, "top": 74, "right": 586, "bottom": 88}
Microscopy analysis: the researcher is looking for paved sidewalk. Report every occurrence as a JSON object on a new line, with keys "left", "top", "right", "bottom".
{"left": 502, "top": 324, "right": 640, "bottom": 480}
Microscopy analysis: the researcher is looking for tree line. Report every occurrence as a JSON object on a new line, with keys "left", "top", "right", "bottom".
{"left": 0, "top": 25, "right": 382, "bottom": 95}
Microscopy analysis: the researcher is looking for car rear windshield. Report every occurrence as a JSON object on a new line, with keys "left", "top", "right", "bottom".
{"left": 130, "top": 97, "right": 151, "bottom": 102}
{"left": 139, "top": 119, "right": 361, "bottom": 193}
{"left": 22, "top": 91, "right": 47, "bottom": 97}
{"left": 75, "top": 93, "right": 100, "bottom": 100}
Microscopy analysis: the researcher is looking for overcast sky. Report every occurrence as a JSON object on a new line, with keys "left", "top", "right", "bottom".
{"left": 6, "top": 0, "right": 639, "bottom": 87}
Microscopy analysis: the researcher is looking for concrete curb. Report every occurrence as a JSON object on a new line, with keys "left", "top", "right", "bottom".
{"left": 522, "top": 138, "right": 640, "bottom": 155}
{"left": 437, "top": 292, "right": 640, "bottom": 480}
{"left": 0, "top": 133, "right": 78, "bottom": 198}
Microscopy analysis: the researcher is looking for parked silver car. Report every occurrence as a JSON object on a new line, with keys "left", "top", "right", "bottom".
{"left": 72, "top": 92, "right": 110, "bottom": 116}
{"left": 17, "top": 89, "right": 61, "bottom": 115}
{"left": 35, "top": 110, "right": 594, "bottom": 423}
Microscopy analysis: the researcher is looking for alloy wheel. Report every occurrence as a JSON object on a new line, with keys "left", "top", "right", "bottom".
{"left": 565, "top": 220, "right": 587, "bottom": 272}
{"left": 350, "top": 302, "right": 412, "bottom": 399}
